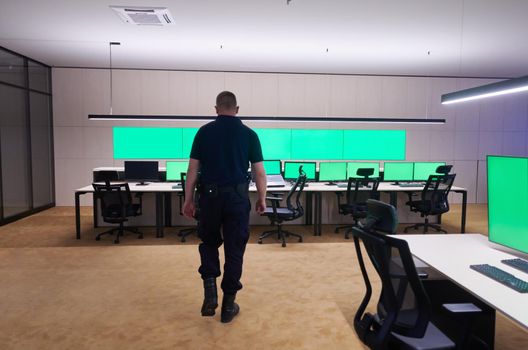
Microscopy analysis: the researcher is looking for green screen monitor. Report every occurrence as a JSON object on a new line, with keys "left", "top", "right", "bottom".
{"left": 347, "top": 162, "right": 380, "bottom": 179}
{"left": 263, "top": 160, "right": 282, "bottom": 175}
{"left": 488, "top": 155, "right": 528, "bottom": 254}
{"left": 413, "top": 162, "right": 446, "bottom": 181}
{"left": 166, "top": 161, "right": 189, "bottom": 181}
{"left": 318, "top": 162, "right": 347, "bottom": 182}
{"left": 383, "top": 162, "right": 414, "bottom": 182}
{"left": 283, "top": 161, "right": 316, "bottom": 181}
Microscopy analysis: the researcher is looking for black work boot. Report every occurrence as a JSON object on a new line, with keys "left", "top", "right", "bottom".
{"left": 201, "top": 278, "right": 218, "bottom": 316}
{"left": 220, "top": 294, "right": 240, "bottom": 323}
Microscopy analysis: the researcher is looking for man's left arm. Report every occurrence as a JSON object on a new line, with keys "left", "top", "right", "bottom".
{"left": 252, "top": 161, "right": 267, "bottom": 214}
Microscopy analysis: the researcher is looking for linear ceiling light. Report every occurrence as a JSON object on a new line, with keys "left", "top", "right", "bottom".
{"left": 441, "top": 75, "right": 528, "bottom": 105}
{"left": 88, "top": 115, "right": 445, "bottom": 124}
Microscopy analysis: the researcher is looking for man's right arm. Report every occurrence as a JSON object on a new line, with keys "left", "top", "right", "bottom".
{"left": 183, "top": 158, "right": 200, "bottom": 219}
{"left": 252, "top": 161, "right": 267, "bottom": 214}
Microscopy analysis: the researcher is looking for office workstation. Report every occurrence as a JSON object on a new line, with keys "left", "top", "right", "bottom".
{"left": 2, "top": 1, "right": 528, "bottom": 349}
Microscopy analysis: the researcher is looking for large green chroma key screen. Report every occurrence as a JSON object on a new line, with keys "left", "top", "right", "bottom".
{"left": 487, "top": 155, "right": 528, "bottom": 254}
{"left": 113, "top": 127, "right": 406, "bottom": 160}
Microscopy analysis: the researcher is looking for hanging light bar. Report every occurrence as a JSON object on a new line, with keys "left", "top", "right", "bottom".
{"left": 88, "top": 115, "right": 445, "bottom": 124}
{"left": 441, "top": 75, "right": 528, "bottom": 105}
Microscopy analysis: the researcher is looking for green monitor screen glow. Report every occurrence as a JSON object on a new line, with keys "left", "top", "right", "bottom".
{"left": 318, "top": 162, "right": 347, "bottom": 182}
{"left": 347, "top": 162, "right": 380, "bottom": 178}
{"left": 283, "top": 161, "right": 316, "bottom": 181}
{"left": 114, "top": 127, "right": 183, "bottom": 159}
{"left": 263, "top": 160, "right": 281, "bottom": 175}
{"left": 383, "top": 162, "right": 414, "bottom": 181}
{"left": 487, "top": 155, "right": 528, "bottom": 254}
{"left": 166, "top": 161, "right": 189, "bottom": 181}
{"left": 413, "top": 162, "right": 446, "bottom": 181}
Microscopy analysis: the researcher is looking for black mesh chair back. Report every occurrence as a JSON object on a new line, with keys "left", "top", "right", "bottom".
{"left": 93, "top": 181, "right": 132, "bottom": 223}
{"left": 92, "top": 181, "right": 143, "bottom": 243}
{"left": 350, "top": 200, "right": 455, "bottom": 349}
{"left": 421, "top": 174, "right": 456, "bottom": 216}
{"left": 285, "top": 173, "right": 307, "bottom": 216}
{"left": 435, "top": 165, "right": 452, "bottom": 175}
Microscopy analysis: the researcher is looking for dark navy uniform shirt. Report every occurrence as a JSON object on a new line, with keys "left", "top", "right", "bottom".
{"left": 190, "top": 115, "right": 264, "bottom": 186}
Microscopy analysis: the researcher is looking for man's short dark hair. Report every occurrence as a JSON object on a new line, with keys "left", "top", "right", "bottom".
{"left": 216, "top": 91, "right": 237, "bottom": 109}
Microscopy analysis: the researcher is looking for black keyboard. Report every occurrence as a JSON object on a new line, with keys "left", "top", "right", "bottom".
{"left": 502, "top": 258, "right": 528, "bottom": 274}
{"left": 470, "top": 264, "right": 528, "bottom": 293}
{"left": 398, "top": 182, "right": 425, "bottom": 187}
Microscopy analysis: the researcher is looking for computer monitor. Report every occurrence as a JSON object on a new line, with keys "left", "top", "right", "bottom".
{"left": 263, "top": 160, "right": 282, "bottom": 175}
{"left": 124, "top": 161, "right": 159, "bottom": 185}
{"left": 413, "top": 162, "right": 446, "bottom": 181}
{"left": 165, "top": 160, "right": 189, "bottom": 181}
{"left": 283, "top": 161, "right": 317, "bottom": 181}
{"left": 383, "top": 162, "right": 414, "bottom": 182}
{"left": 347, "top": 162, "right": 380, "bottom": 179}
{"left": 487, "top": 155, "right": 528, "bottom": 254}
{"left": 318, "top": 162, "right": 347, "bottom": 183}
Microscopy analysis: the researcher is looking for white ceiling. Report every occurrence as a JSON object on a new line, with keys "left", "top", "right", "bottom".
{"left": 1, "top": 0, "right": 527, "bottom": 78}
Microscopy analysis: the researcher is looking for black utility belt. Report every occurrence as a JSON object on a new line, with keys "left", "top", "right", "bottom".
{"left": 200, "top": 182, "right": 249, "bottom": 198}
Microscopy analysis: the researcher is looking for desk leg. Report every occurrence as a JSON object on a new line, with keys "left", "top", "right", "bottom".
{"left": 75, "top": 191, "right": 86, "bottom": 240}
{"left": 316, "top": 192, "right": 322, "bottom": 236}
{"left": 164, "top": 193, "right": 172, "bottom": 227}
{"left": 93, "top": 196, "right": 98, "bottom": 228}
{"left": 461, "top": 190, "right": 467, "bottom": 233}
{"left": 305, "top": 192, "right": 313, "bottom": 225}
{"left": 156, "top": 193, "right": 164, "bottom": 238}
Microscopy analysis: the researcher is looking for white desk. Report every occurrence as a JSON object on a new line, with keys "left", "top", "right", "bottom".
{"left": 397, "top": 234, "right": 528, "bottom": 329}
{"left": 75, "top": 182, "right": 468, "bottom": 239}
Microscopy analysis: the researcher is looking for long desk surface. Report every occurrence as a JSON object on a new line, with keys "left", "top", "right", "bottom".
{"left": 75, "top": 182, "right": 467, "bottom": 239}
{"left": 398, "top": 234, "right": 528, "bottom": 329}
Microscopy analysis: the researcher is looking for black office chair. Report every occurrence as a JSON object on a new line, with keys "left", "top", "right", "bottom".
{"left": 259, "top": 172, "right": 307, "bottom": 247}
{"left": 92, "top": 180, "right": 143, "bottom": 244}
{"left": 178, "top": 172, "right": 198, "bottom": 242}
{"left": 404, "top": 173, "right": 456, "bottom": 234}
{"left": 350, "top": 199, "right": 483, "bottom": 350}
{"left": 436, "top": 165, "right": 453, "bottom": 176}
{"left": 334, "top": 168, "right": 380, "bottom": 239}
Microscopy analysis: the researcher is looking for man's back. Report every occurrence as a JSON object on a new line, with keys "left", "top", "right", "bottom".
{"left": 191, "top": 115, "right": 261, "bottom": 186}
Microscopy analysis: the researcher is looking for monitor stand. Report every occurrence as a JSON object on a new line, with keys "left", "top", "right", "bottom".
{"left": 136, "top": 181, "right": 149, "bottom": 186}
{"left": 325, "top": 181, "right": 337, "bottom": 186}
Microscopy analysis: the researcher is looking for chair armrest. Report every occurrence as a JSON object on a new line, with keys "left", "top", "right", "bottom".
{"left": 266, "top": 196, "right": 283, "bottom": 201}
{"left": 442, "top": 303, "right": 482, "bottom": 314}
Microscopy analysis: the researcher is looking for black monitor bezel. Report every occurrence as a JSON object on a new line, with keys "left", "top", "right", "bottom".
{"left": 124, "top": 161, "right": 160, "bottom": 183}
{"left": 283, "top": 161, "right": 317, "bottom": 181}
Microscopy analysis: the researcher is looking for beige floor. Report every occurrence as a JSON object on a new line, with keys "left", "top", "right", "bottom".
{"left": 0, "top": 204, "right": 526, "bottom": 349}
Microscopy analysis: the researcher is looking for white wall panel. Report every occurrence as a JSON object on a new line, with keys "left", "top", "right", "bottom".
{"left": 168, "top": 71, "right": 198, "bottom": 115}
{"left": 195, "top": 71, "right": 225, "bottom": 116}
{"left": 452, "top": 160, "right": 478, "bottom": 204}
{"left": 503, "top": 94, "right": 528, "bottom": 131}
{"left": 429, "top": 131, "right": 455, "bottom": 161}
{"left": 405, "top": 130, "right": 431, "bottom": 161}
{"left": 250, "top": 73, "right": 278, "bottom": 116}
{"left": 355, "top": 76, "right": 382, "bottom": 116}
{"left": 141, "top": 70, "right": 169, "bottom": 115}
{"left": 304, "top": 75, "right": 330, "bottom": 117}
{"left": 478, "top": 131, "right": 503, "bottom": 160}
{"left": 278, "top": 74, "right": 305, "bottom": 116}
{"left": 82, "top": 127, "right": 113, "bottom": 159}
{"left": 53, "top": 126, "right": 83, "bottom": 158}
{"left": 479, "top": 99, "right": 504, "bottom": 131}
{"left": 428, "top": 78, "right": 457, "bottom": 131}
{"left": 454, "top": 131, "right": 479, "bottom": 160}
{"left": 224, "top": 72, "right": 252, "bottom": 114}
{"left": 328, "top": 75, "right": 357, "bottom": 116}
{"left": 82, "top": 69, "right": 110, "bottom": 126}
{"left": 476, "top": 160, "right": 488, "bottom": 204}
{"left": 502, "top": 131, "right": 526, "bottom": 157}
{"left": 112, "top": 70, "right": 142, "bottom": 115}
{"left": 381, "top": 76, "right": 406, "bottom": 118}
{"left": 52, "top": 68, "right": 84, "bottom": 127}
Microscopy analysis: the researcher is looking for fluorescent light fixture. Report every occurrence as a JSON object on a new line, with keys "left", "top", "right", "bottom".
{"left": 441, "top": 75, "right": 528, "bottom": 105}
{"left": 88, "top": 115, "right": 445, "bottom": 124}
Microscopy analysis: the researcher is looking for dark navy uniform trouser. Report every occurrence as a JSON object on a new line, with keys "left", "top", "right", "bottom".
{"left": 197, "top": 189, "right": 251, "bottom": 295}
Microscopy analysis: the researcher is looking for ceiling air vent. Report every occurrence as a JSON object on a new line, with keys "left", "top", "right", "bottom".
{"left": 110, "top": 6, "right": 175, "bottom": 25}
